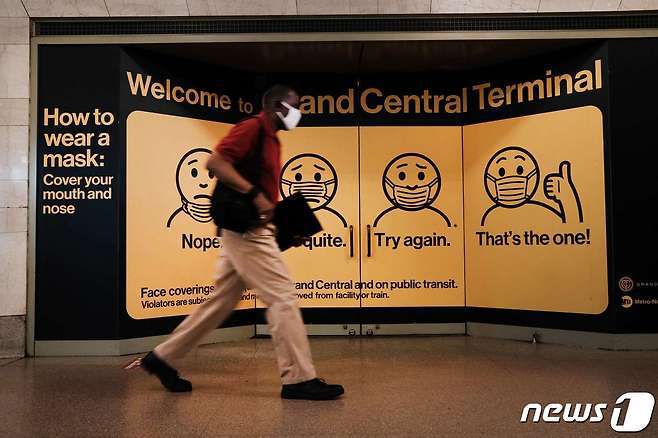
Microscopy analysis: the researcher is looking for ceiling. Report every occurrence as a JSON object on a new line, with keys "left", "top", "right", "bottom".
{"left": 134, "top": 39, "right": 597, "bottom": 73}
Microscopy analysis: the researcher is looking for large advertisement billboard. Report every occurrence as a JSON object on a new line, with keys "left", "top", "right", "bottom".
{"left": 34, "top": 41, "right": 658, "bottom": 341}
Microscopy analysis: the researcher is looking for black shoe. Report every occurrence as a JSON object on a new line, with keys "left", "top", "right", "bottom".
{"left": 140, "top": 351, "right": 192, "bottom": 393}
{"left": 281, "top": 378, "right": 344, "bottom": 400}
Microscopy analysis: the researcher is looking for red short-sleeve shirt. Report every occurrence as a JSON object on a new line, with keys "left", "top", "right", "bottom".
{"left": 215, "top": 112, "right": 281, "bottom": 203}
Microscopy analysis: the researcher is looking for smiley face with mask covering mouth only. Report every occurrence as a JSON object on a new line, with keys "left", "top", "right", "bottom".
{"left": 167, "top": 148, "right": 215, "bottom": 228}
{"left": 374, "top": 152, "right": 451, "bottom": 228}
{"left": 481, "top": 146, "right": 579, "bottom": 226}
{"left": 280, "top": 153, "right": 347, "bottom": 227}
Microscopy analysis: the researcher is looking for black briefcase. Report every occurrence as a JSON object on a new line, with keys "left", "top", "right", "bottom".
{"left": 210, "top": 183, "right": 260, "bottom": 233}
{"left": 273, "top": 192, "right": 323, "bottom": 251}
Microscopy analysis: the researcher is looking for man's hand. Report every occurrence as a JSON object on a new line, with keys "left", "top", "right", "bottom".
{"left": 253, "top": 192, "right": 275, "bottom": 224}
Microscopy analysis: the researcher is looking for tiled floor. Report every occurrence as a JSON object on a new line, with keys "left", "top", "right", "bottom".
{"left": 1, "top": 336, "right": 658, "bottom": 437}
{"left": 0, "top": 358, "right": 19, "bottom": 366}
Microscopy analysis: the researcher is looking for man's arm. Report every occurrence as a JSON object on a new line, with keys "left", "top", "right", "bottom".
{"left": 206, "top": 151, "right": 275, "bottom": 222}
{"left": 206, "top": 151, "right": 252, "bottom": 194}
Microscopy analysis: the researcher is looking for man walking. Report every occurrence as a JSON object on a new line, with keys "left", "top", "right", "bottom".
{"left": 134, "top": 85, "right": 344, "bottom": 401}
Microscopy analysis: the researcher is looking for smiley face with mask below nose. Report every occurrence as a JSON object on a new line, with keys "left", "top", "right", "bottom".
{"left": 280, "top": 153, "right": 337, "bottom": 210}
{"left": 166, "top": 148, "right": 215, "bottom": 228}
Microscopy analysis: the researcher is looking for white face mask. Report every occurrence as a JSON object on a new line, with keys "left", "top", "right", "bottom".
{"left": 182, "top": 197, "right": 213, "bottom": 223}
{"left": 385, "top": 177, "right": 438, "bottom": 209}
{"left": 281, "top": 179, "right": 335, "bottom": 205}
{"left": 276, "top": 101, "right": 302, "bottom": 131}
{"left": 486, "top": 168, "right": 537, "bottom": 206}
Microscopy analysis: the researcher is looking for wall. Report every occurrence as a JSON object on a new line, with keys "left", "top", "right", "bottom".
{"left": 2, "top": 0, "right": 658, "bottom": 357}
{"left": 0, "top": 3, "right": 29, "bottom": 358}
{"left": 8, "top": 1, "right": 658, "bottom": 16}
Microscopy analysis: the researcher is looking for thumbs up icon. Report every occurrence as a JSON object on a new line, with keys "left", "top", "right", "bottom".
{"left": 544, "top": 161, "right": 584, "bottom": 223}
{"left": 545, "top": 161, "right": 571, "bottom": 202}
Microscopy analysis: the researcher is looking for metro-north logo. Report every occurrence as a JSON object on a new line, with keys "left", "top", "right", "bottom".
{"left": 520, "top": 392, "right": 655, "bottom": 432}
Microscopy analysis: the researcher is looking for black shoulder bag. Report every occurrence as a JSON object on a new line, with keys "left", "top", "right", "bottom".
{"left": 210, "top": 118, "right": 264, "bottom": 233}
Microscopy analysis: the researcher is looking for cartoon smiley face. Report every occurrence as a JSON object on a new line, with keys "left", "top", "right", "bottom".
{"left": 383, "top": 153, "right": 441, "bottom": 211}
{"left": 484, "top": 146, "right": 539, "bottom": 207}
{"left": 176, "top": 148, "right": 214, "bottom": 204}
{"left": 280, "top": 153, "right": 337, "bottom": 210}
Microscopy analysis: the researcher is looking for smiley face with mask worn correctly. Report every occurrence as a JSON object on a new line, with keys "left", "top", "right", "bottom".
{"left": 485, "top": 147, "right": 539, "bottom": 208}
{"left": 166, "top": 148, "right": 215, "bottom": 228}
{"left": 374, "top": 153, "right": 451, "bottom": 228}
{"left": 481, "top": 146, "right": 565, "bottom": 226}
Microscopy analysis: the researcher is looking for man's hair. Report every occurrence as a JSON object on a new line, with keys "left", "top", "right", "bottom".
{"left": 262, "top": 85, "right": 294, "bottom": 110}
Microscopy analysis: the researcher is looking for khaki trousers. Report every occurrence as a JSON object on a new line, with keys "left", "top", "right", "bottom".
{"left": 154, "top": 226, "right": 317, "bottom": 385}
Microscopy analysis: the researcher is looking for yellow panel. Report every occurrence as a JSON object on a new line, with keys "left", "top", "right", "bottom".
{"left": 463, "top": 106, "right": 608, "bottom": 314}
{"left": 257, "top": 127, "right": 360, "bottom": 308}
{"left": 126, "top": 111, "right": 254, "bottom": 319}
{"left": 360, "top": 126, "right": 465, "bottom": 307}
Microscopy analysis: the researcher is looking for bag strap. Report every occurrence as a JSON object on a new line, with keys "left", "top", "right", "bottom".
{"left": 249, "top": 116, "right": 265, "bottom": 168}
{"left": 225, "top": 115, "right": 265, "bottom": 189}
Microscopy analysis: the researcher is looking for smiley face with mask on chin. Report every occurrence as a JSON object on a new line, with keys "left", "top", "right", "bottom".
{"left": 166, "top": 148, "right": 215, "bottom": 228}
{"left": 374, "top": 152, "right": 451, "bottom": 228}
